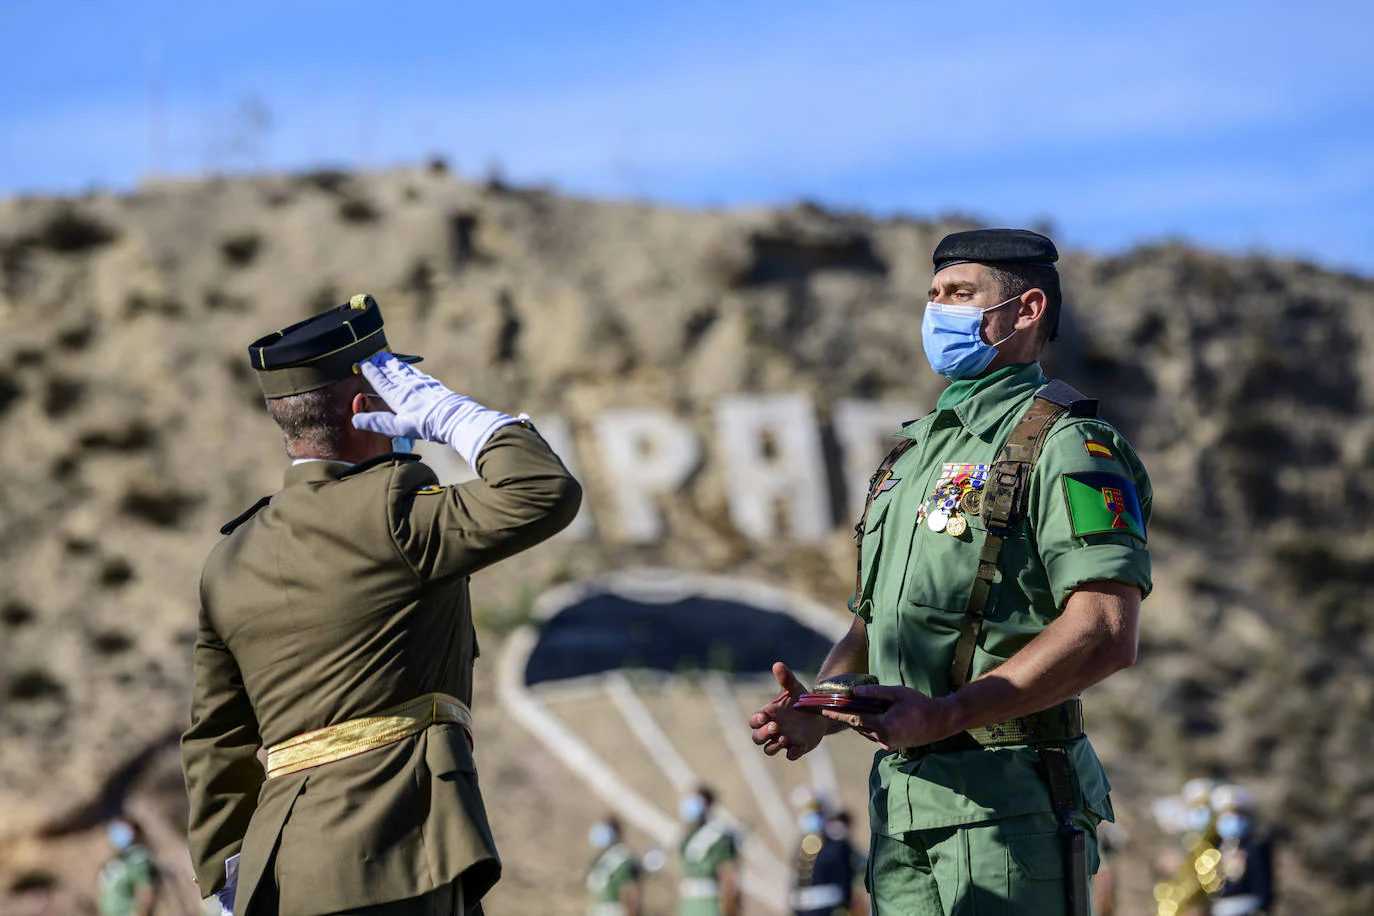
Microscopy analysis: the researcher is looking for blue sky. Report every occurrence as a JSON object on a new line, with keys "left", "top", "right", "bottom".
{"left": 3, "top": 0, "right": 1372, "bottom": 274}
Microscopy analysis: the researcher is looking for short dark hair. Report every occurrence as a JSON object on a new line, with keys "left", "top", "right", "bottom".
{"left": 985, "top": 262, "right": 1062, "bottom": 342}
{"left": 265, "top": 376, "right": 363, "bottom": 459}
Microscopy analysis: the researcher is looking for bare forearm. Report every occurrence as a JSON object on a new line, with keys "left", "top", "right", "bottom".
{"left": 819, "top": 615, "right": 869, "bottom": 679}
{"left": 816, "top": 617, "right": 870, "bottom": 733}
{"left": 942, "top": 581, "right": 1139, "bottom": 733}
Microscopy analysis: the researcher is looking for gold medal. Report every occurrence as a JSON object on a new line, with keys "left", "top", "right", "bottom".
{"left": 946, "top": 514, "right": 968, "bottom": 537}
{"left": 960, "top": 488, "right": 982, "bottom": 516}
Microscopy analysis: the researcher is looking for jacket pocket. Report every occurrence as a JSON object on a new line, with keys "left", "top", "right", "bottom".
{"left": 852, "top": 498, "right": 892, "bottom": 622}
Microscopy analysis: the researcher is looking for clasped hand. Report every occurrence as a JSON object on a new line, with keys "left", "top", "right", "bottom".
{"left": 749, "top": 662, "right": 959, "bottom": 755}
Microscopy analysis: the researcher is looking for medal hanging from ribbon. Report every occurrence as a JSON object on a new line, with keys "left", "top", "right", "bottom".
{"left": 918, "top": 463, "right": 989, "bottom": 537}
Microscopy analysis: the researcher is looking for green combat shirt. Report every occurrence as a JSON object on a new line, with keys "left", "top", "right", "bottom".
{"left": 852, "top": 363, "right": 1152, "bottom": 837}
{"left": 586, "top": 843, "right": 639, "bottom": 916}
{"left": 98, "top": 845, "right": 155, "bottom": 916}
{"left": 677, "top": 820, "right": 738, "bottom": 916}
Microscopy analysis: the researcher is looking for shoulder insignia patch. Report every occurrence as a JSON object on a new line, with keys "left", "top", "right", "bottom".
{"left": 414, "top": 485, "right": 446, "bottom": 496}
{"left": 1062, "top": 472, "right": 1145, "bottom": 541}
{"left": 1084, "top": 440, "right": 1114, "bottom": 460}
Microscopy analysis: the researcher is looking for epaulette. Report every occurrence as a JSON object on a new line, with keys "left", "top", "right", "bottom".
{"left": 1036, "top": 379, "right": 1098, "bottom": 417}
{"left": 336, "top": 451, "right": 422, "bottom": 480}
{"left": 221, "top": 496, "right": 272, "bottom": 536}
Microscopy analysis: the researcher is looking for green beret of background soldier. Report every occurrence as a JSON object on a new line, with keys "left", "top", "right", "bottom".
{"left": 181, "top": 294, "right": 582, "bottom": 916}
{"left": 751, "top": 230, "right": 1152, "bottom": 915}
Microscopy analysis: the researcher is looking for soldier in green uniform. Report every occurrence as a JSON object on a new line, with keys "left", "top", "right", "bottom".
{"left": 585, "top": 817, "right": 641, "bottom": 916}
{"left": 181, "top": 295, "right": 582, "bottom": 916}
{"left": 676, "top": 788, "right": 740, "bottom": 916}
{"left": 98, "top": 818, "right": 157, "bottom": 916}
{"left": 750, "top": 230, "right": 1151, "bottom": 915}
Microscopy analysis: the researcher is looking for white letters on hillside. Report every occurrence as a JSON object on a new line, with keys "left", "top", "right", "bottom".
{"left": 832, "top": 399, "right": 917, "bottom": 523}
{"left": 419, "top": 396, "right": 920, "bottom": 544}
{"left": 594, "top": 410, "right": 702, "bottom": 543}
{"left": 714, "top": 395, "right": 831, "bottom": 544}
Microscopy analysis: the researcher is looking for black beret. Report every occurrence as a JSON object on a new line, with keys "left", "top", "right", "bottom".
{"left": 933, "top": 228, "right": 1059, "bottom": 274}
{"left": 248, "top": 293, "right": 421, "bottom": 399}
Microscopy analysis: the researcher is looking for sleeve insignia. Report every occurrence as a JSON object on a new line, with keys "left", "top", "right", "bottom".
{"left": 1084, "top": 440, "right": 1114, "bottom": 460}
{"left": 1062, "top": 472, "right": 1145, "bottom": 541}
{"left": 414, "top": 485, "right": 447, "bottom": 496}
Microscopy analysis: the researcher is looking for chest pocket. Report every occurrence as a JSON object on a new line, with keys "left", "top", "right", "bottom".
{"left": 851, "top": 495, "right": 893, "bottom": 623}
{"left": 903, "top": 508, "right": 1010, "bottom": 615}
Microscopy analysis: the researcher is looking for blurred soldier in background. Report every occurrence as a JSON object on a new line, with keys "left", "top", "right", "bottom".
{"left": 98, "top": 817, "right": 157, "bottom": 916}
{"left": 677, "top": 787, "right": 740, "bottom": 916}
{"left": 1209, "top": 786, "right": 1274, "bottom": 916}
{"left": 586, "top": 816, "right": 641, "bottom": 916}
{"left": 181, "top": 295, "right": 581, "bottom": 916}
{"left": 752, "top": 229, "right": 1150, "bottom": 915}
{"left": 790, "top": 803, "right": 863, "bottom": 916}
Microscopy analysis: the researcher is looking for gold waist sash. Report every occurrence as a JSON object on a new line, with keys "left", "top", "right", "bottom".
{"left": 265, "top": 692, "right": 472, "bottom": 779}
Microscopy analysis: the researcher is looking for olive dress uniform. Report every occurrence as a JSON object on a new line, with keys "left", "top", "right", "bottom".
{"left": 182, "top": 296, "right": 582, "bottom": 916}
{"left": 677, "top": 821, "right": 738, "bottom": 916}
{"left": 852, "top": 362, "right": 1152, "bottom": 914}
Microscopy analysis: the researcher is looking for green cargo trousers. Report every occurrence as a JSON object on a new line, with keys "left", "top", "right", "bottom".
{"left": 867, "top": 810, "right": 1101, "bottom": 915}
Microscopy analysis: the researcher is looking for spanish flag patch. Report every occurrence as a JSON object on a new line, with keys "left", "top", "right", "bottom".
{"left": 1084, "top": 440, "right": 1114, "bottom": 460}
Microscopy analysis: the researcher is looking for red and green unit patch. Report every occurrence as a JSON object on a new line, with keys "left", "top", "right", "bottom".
{"left": 1063, "top": 472, "right": 1145, "bottom": 540}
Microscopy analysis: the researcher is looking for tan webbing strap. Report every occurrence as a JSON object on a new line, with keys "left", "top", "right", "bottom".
{"left": 847, "top": 438, "right": 915, "bottom": 613}
{"left": 948, "top": 396, "right": 1070, "bottom": 690}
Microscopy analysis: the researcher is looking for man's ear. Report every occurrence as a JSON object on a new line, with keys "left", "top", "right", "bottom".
{"left": 1015, "top": 288, "right": 1048, "bottom": 332}
{"left": 351, "top": 392, "right": 372, "bottom": 416}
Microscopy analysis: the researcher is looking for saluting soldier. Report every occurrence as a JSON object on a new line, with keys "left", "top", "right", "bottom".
{"left": 751, "top": 230, "right": 1151, "bottom": 914}
{"left": 181, "top": 295, "right": 581, "bottom": 916}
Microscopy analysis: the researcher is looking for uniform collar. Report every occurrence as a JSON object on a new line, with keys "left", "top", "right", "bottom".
{"left": 952, "top": 362, "right": 1047, "bottom": 439}
{"left": 284, "top": 459, "right": 352, "bottom": 488}
{"left": 283, "top": 452, "right": 420, "bottom": 488}
{"left": 898, "top": 362, "right": 1047, "bottom": 442}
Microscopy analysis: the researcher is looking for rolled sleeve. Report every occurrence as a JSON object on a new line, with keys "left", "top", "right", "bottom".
{"left": 1045, "top": 542, "right": 1152, "bottom": 607}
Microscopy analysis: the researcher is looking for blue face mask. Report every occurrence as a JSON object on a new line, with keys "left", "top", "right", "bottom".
{"left": 391, "top": 437, "right": 415, "bottom": 454}
{"left": 799, "top": 811, "right": 826, "bottom": 836}
{"left": 1186, "top": 805, "right": 1213, "bottom": 833}
{"left": 679, "top": 794, "right": 707, "bottom": 823}
{"left": 1216, "top": 813, "right": 1250, "bottom": 840}
{"left": 589, "top": 822, "right": 618, "bottom": 850}
{"left": 108, "top": 821, "right": 135, "bottom": 851}
{"left": 921, "top": 295, "right": 1020, "bottom": 380}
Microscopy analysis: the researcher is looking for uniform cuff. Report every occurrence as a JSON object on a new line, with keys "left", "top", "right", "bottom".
{"left": 1046, "top": 543, "right": 1152, "bottom": 608}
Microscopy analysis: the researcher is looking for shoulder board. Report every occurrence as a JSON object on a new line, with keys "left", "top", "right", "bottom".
{"left": 220, "top": 496, "right": 271, "bottom": 536}
{"left": 336, "top": 452, "right": 422, "bottom": 480}
{"left": 1036, "top": 379, "right": 1097, "bottom": 417}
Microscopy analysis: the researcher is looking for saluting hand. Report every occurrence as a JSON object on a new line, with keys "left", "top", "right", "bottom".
{"left": 353, "top": 353, "right": 517, "bottom": 465}
{"left": 820, "top": 684, "right": 958, "bottom": 750}
{"left": 749, "top": 663, "right": 828, "bottom": 760}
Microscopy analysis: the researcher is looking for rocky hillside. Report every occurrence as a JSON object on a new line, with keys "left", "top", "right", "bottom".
{"left": 0, "top": 167, "right": 1370, "bottom": 915}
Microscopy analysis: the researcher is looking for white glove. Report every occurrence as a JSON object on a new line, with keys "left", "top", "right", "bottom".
{"left": 352, "top": 353, "right": 521, "bottom": 466}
